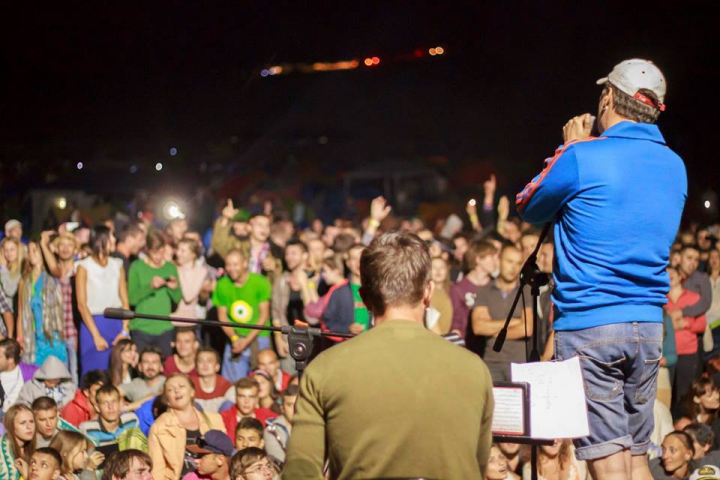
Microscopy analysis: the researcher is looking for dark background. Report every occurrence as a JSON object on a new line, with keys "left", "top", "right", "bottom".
{"left": 1, "top": 1, "right": 717, "bottom": 226}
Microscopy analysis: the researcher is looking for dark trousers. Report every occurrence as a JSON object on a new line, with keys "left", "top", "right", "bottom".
{"left": 674, "top": 353, "right": 699, "bottom": 406}
{"left": 131, "top": 329, "right": 175, "bottom": 360}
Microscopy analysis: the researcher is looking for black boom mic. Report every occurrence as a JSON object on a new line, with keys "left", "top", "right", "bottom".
{"left": 104, "top": 308, "right": 136, "bottom": 320}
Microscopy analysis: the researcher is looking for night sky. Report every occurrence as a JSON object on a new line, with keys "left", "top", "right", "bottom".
{"left": 2, "top": 2, "right": 717, "bottom": 221}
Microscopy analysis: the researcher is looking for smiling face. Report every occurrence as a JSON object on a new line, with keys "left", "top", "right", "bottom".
{"left": 165, "top": 375, "right": 194, "bottom": 410}
{"left": 2, "top": 240, "right": 19, "bottom": 264}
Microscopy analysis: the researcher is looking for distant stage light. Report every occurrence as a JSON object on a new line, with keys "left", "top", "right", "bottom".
{"left": 260, "top": 69, "right": 269, "bottom": 77}
{"left": 170, "top": 147, "right": 177, "bottom": 156}
{"left": 371, "top": 56, "right": 380, "bottom": 65}
{"left": 155, "top": 163, "right": 163, "bottom": 171}
{"left": 706, "top": 201, "right": 711, "bottom": 209}
{"left": 429, "top": 48, "right": 436, "bottom": 56}
{"left": 350, "top": 60, "right": 359, "bottom": 68}
{"left": 163, "top": 201, "right": 185, "bottom": 220}
{"left": 364, "top": 58, "right": 373, "bottom": 66}
{"left": 77, "top": 162, "right": 84, "bottom": 170}
{"left": 435, "top": 46, "right": 445, "bottom": 55}
{"left": 57, "top": 197, "right": 67, "bottom": 210}
{"left": 130, "top": 165, "right": 138, "bottom": 173}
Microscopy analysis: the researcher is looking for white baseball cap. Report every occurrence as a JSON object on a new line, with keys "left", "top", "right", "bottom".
{"left": 4, "top": 219, "right": 21, "bottom": 236}
{"left": 596, "top": 58, "right": 667, "bottom": 111}
{"left": 690, "top": 464, "right": 720, "bottom": 480}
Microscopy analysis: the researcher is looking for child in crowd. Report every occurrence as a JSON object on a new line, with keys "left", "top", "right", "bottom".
{"left": 49, "top": 430, "right": 104, "bottom": 480}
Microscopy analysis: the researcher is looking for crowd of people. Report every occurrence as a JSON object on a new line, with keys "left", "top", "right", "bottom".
{"left": 0, "top": 170, "right": 719, "bottom": 479}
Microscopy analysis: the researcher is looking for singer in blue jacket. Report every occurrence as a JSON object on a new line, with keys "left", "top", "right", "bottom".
{"left": 516, "top": 59, "right": 686, "bottom": 480}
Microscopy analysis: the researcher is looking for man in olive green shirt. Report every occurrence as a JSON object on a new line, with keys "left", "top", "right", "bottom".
{"left": 285, "top": 231, "right": 494, "bottom": 480}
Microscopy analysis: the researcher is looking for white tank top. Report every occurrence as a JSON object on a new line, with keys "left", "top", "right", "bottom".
{"left": 76, "top": 256, "right": 123, "bottom": 314}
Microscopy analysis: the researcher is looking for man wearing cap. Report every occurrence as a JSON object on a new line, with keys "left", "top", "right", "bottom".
{"left": 516, "top": 59, "right": 686, "bottom": 480}
{"left": 3, "top": 220, "right": 23, "bottom": 243}
{"left": 691, "top": 465, "right": 720, "bottom": 480}
{"left": 184, "top": 430, "right": 234, "bottom": 480}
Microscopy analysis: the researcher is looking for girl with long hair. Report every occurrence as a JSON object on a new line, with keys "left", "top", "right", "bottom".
{"left": 48, "top": 430, "right": 104, "bottom": 480}
{"left": 109, "top": 338, "right": 139, "bottom": 386}
{"left": 251, "top": 369, "right": 280, "bottom": 414}
{"left": 522, "top": 439, "right": 585, "bottom": 480}
{"left": 16, "top": 241, "right": 67, "bottom": 365}
{"left": 76, "top": 225, "right": 129, "bottom": 377}
{"left": 172, "top": 238, "right": 213, "bottom": 324}
{"left": 0, "top": 404, "right": 36, "bottom": 480}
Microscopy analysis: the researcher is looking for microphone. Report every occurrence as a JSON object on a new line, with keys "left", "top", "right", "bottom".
{"left": 104, "top": 308, "right": 136, "bottom": 320}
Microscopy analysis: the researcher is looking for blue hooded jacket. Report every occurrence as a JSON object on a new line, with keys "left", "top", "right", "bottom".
{"left": 516, "top": 121, "right": 687, "bottom": 330}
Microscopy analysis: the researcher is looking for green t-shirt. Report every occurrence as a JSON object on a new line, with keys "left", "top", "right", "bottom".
{"left": 212, "top": 274, "right": 272, "bottom": 337}
{"left": 350, "top": 283, "right": 370, "bottom": 329}
{"left": 128, "top": 260, "right": 182, "bottom": 335}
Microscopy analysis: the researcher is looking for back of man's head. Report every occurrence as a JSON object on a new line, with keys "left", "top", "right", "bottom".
{"left": 360, "top": 231, "right": 431, "bottom": 317}
{"left": 102, "top": 450, "right": 153, "bottom": 480}
{"left": 0, "top": 338, "right": 21, "bottom": 369}
{"left": 82, "top": 369, "right": 111, "bottom": 392}
{"left": 31, "top": 396, "right": 58, "bottom": 413}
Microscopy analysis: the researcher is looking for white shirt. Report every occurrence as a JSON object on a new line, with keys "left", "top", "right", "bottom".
{"left": 76, "top": 257, "right": 123, "bottom": 314}
{"left": 1, "top": 366, "right": 24, "bottom": 412}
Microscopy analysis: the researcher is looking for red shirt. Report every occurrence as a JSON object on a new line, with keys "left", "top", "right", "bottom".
{"left": 274, "top": 370, "right": 292, "bottom": 392}
{"left": 163, "top": 355, "right": 197, "bottom": 376}
{"left": 667, "top": 289, "right": 706, "bottom": 355}
{"left": 60, "top": 389, "right": 95, "bottom": 427}
{"left": 221, "top": 406, "right": 278, "bottom": 437}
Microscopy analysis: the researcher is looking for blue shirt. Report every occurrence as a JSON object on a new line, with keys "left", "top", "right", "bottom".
{"left": 516, "top": 121, "right": 687, "bottom": 330}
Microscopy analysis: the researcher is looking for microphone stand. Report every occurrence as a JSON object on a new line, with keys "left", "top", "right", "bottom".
{"left": 491, "top": 221, "right": 552, "bottom": 480}
{"left": 104, "top": 308, "right": 353, "bottom": 379}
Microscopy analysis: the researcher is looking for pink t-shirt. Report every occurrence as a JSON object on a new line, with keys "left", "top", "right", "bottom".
{"left": 667, "top": 289, "right": 706, "bottom": 355}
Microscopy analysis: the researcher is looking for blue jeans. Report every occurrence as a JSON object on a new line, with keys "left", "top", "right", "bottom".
{"left": 554, "top": 321, "right": 662, "bottom": 461}
{"left": 222, "top": 336, "right": 270, "bottom": 383}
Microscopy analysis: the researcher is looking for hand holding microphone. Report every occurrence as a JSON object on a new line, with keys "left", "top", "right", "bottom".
{"left": 563, "top": 113, "right": 595, "bottom": 144}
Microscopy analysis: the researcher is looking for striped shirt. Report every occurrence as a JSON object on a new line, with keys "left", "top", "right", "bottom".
{"left": 79, "top": 412, "right": 139, "bottom": 447}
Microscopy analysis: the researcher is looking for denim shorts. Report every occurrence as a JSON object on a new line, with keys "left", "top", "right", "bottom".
{"left": 554, "top": 321, "right": 663, "bottom": 461}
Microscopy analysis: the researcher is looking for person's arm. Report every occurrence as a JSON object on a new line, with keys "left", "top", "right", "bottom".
{"left": 515, "top": 144, "right": 581, "bottom": 224}
{"left": 685, "top": 313, "right": 707, "bottom": 335}
{"left": 479, "top": 174, "right": 496, "bottom": 229}
{"left": 449, "top": 286, "right": 468, "bottom": 338}
{"left": 165, "top": 265, "right": 183, "bottom": 305}
{"left": 662, "top": 314, "right": 678, "bottom": 368}
{"left": 210, "top": 200, "right": 240, "bottom": 259}
{"left": 362, "top": 196, "right": 392, "bottom": 245}
{"left": 114, "top": 268, "right": 131, "bottom": 342}
{"left": 283, "top": 367, "right": 326, "bottom": 478}
{"left": 682, "top": 276, "right": 712, "bottom": 317}
{"left": 477, "top": 366, "right": 495, "bottom": 479}
{"left": 471, "top": 306, "right": 521, "bottom": 337}
{"left": 127, "top": 262, "right": 155, "bottom": 306}
{"left": 237, "top": 300, "right": 269, "bottom": 352}
{"left": 271, "top": 277, "right": 290, "bottom": 358}
{"left": 39, "top": 231, "right": 62, "bottom": 278}
{"left": 75, "top": 266, "right": 109, "bottom": 352}
{"left": 14, "top": 278, "right": 24, "bottom": 344}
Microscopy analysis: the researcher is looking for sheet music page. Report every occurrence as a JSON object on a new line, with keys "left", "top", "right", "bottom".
{"left": 511, "top": 356, "right": 589, "bottom": 439}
